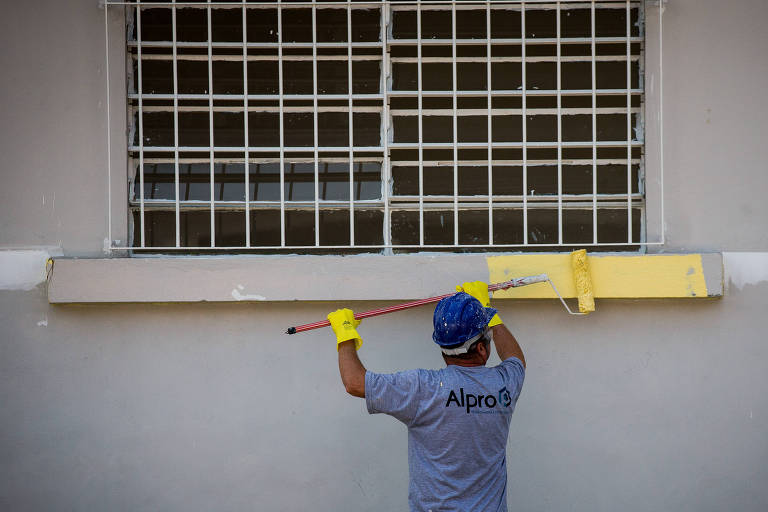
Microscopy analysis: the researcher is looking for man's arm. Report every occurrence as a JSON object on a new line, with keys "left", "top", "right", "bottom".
{"left": 491, "top": 323, "right": 525, "bottom": 367}
{"left": 338, "top": 340, "right": 366, "bottom": 398}
{"left": 327, "top": 308, "right": 366, "bottom": 397}
{"left": 455, "top": 280, "right": 526, "bottom": 367}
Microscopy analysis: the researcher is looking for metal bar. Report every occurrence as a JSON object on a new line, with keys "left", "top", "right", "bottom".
{"left": 140, "top": 105, "right": 382, "bottom": 114}
{"left": 390, "top": 55, "right": 640, "bottom": 63}
{"left": 105, "top": 5, "right": 113, "bottom": 250}
{"left": 659, "top": 0, "right": 665, "bottom": 244}
{"left": 129, "top": 40, "right": 392, "bottom": 48}
{"left": 141, "top": 157, "right": 633, "bottom": 165}
{"left": 141, "top": 105, "right": 635, "bottom": 115}
{"left": 389, "top": 194, "right": 644, "bottom": 203}
{"left": 123, "top": 242, "right": 656, "bottom": 252}
{"left": 388, "top": 1, "right": 640, "bottom": 9}
{"left": 130, "top": 145, "right": 387, "bottom": 152}
{"left": 391, "top": 158, "right": 641, "bottom": 166}
{"left": 313, "top": 4, "right": 320, "bottom": 246}
{"left": 452, "top": 3, "right": 458, "bottom": 245}
{"left": 128, "top": 37, "right": 647, "bottom": 48}
{"left": 348, "top": 2, "right": 355, "bottom": 246}
{"left": 591, "top": 0, "right": 597, "bottom": 244}
{"left": 141, "top": 105, "right": 636, "bottom": 115}
{"left": 637, "top": 0, "right": 646, "bottom": 248}
{"left": 388, "top": 88, "right": 643, "bottom": 97}
{"left": 172, "top": 1, "right": 180, "bottom": 247}
{"left": 127, "top": 198, "right": 645, "bottom": 209}
{"left": 487, "top": 2, "right": 493, "bottom": 245}
{"left": 386, "top": 36, "right": 644, "bottom": 45}
{"left": 242, "top": 0, "right": 251, "bottom": 246}
{"left": 522, "top": 0, "right": 528, "bottom": 244}
{"left": 417, "top": 0, "right": 424, "bottom": 246}
{"left": 129, "top": 197, "right": 642, "bottom": 209}
{"left": 556, "top": 0, "right": 562, "bottom": 244}
{"left": 137, "top": 6, "right": 145, "bottom": 247}
{"left": 626, "top": 0, "right": 632, "bottom": 243}
{"left": 388, "top": 140, "right": 642, "bottom": 148}
{"left": 136, "top": 54, "right": 382, "bottom": 62}
{"left": 132, "top": 193, "right": 643, "bottom": 208}
{"left": 129, "top": 89, "right": 642, "bottom": 99}
{"left": 109, "top": 1, "right": 643, "bottom": 7}
{"left": 129, "top": 93, "right": 385, "bottom": 101}
{"left": 130, "top": 141, "right": 640, "bottom": 152}
{"left": 127, "top": 36, "right": 647, "bottom": 48}
{"left": 391, "top": 107, "right": 641, "bottom": 116}
{"left": 208, "top": 4, "right": 215, "bottom": 247}
{"left": 382, "top": 3, "right": 392, "bottom": 250}
{"left": 278, "top": 1, "right": 286, "bottom": 246}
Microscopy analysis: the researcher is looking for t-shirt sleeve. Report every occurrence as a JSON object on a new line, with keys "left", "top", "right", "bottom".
{"left": 498, "top": 357, "right": 526, "bottom": 402}
{"left": 365, "top": 369, "right": 424, "bottom": 426}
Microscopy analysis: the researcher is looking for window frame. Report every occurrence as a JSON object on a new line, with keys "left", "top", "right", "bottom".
{"left": 104, "top": 0, "right": 665, "bottom": 256}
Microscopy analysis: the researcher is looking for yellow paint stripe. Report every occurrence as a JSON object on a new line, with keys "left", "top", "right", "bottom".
{"left": 488, "top": 254, "right": 709, "bottom": 299}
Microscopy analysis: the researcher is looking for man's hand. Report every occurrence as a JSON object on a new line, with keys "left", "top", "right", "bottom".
{"left": 327, "top": 308, "right": 363, "bottom": 351}
{"left": 456, "top": 281, "right": 503, "bottom": 327}
{"left": 329, "top": 308, "right": 366, "bottom": 398}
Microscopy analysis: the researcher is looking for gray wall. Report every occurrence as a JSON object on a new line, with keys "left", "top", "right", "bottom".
{"left": 1, "top": 1, "right": 767, "bottom": 511}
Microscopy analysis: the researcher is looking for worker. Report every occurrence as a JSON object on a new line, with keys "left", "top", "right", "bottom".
{"left": 328, "top": 281, "right": 526, "bottom": 512}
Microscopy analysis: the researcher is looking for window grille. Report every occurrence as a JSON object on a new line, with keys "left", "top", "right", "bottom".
{"left": 122, "top": 0, "right": 645, "bottom": 253}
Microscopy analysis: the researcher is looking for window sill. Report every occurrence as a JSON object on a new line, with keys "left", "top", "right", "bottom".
{"left": 47, "top": 253, "right": 723, "bottom": 304}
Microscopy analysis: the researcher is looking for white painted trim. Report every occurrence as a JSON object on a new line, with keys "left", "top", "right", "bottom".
{"left": 0, "top": 250, "right": 56, "bottom": 291}
{"left": 724, "top": 252, "right": 768, "bottom": 292}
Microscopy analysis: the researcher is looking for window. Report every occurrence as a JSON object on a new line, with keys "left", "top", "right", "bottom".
{"left": 126, "top": 0, "right": 644, "bottom": 253}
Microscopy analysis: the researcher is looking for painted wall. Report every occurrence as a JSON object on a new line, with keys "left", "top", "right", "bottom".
{"left": 1, "top": 1, "right": 767, "bottom": 511}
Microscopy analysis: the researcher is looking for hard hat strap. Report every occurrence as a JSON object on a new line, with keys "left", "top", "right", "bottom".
{"left": 440, "top": 328, "right": 492, "bottom": 356}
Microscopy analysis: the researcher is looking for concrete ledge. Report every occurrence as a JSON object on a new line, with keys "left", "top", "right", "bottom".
{"left": 48, "top": 253, "right": 723, "bottom": 303}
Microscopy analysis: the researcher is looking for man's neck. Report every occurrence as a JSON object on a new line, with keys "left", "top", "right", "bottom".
{"left": 444, "top": 358, "right": 486, "bottom": 368}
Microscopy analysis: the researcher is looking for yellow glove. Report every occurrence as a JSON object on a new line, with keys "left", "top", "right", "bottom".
{"left": 327, "top": 308, "right": 363, "bottom": 351}
{"left": 456, "top": 281, "right": 503, "bottom": 328}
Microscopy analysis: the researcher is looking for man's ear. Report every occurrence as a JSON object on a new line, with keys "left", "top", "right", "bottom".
{"left": 476, "top": 339, "right": 490, "bottom": 360}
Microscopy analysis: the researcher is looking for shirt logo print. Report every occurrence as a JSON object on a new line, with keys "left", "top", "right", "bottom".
{"left": 445, "top": 386, "right": 513, "bottom": 413}
{"left": 498, "top": 386, "right": 512, "bottom": 407}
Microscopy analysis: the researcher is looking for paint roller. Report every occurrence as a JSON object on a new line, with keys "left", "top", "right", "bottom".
{"left": 571, "top": 248, "right": 595, "bottom": 314}
{"left": 285, "top": 249, "right": 595, "bottom": 335}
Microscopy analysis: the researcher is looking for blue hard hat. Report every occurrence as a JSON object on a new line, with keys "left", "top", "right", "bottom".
{"left": 432, "top": 292, "right": 497, "bottom": 350}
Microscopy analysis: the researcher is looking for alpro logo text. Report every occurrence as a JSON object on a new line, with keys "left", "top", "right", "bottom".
{"left": 446, "top": 387, "right": 512, "bottom": 414}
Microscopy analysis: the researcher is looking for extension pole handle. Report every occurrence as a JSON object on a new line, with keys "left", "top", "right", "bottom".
{"left": 285, "top": 275, "right": 549, "bottom": 335}
{"left": 285, "top": 293, "right": 454, "bottom": 335}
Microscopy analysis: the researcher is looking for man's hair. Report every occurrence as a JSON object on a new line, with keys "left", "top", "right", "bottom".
{"left": 443, "top": 336, "right": 490, "bottom": 361}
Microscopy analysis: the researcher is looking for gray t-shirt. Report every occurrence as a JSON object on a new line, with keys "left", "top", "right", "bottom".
{"left": 365, "top": 357, "right": 525, "bottom": 512}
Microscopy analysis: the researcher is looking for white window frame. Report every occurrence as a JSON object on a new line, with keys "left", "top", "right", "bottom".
{"left": 102, "top": 0, "right": 666, "bottom": 255}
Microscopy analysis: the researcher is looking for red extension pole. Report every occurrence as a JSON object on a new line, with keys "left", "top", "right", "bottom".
{"left": 284, "top": 274, "right": 548, "bottom": 335}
